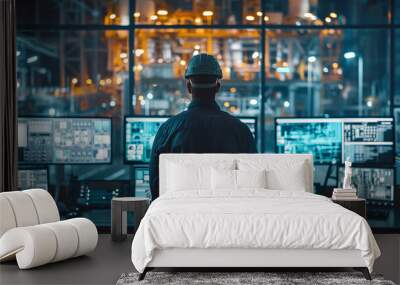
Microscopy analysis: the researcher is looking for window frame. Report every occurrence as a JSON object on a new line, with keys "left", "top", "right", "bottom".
{"left": 16, "top": 0, "right": 398, "bottom": 153}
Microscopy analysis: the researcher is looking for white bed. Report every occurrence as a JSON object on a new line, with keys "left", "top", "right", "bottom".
{"left": 131, "top": 154, "right": 380, "bottom": 280}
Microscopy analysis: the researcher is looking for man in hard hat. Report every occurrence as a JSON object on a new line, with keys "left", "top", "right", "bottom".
{"left": 149, "top": 53, "right": 257, "bottom": 199}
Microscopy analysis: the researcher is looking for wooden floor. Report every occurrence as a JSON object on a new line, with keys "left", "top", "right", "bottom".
{"left": 0, "top": 234, "right": 134, "bottom": 285}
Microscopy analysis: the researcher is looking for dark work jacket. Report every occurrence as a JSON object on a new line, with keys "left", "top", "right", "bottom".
{"left": 149, "top": 99, "right": 257, "bottom": 199}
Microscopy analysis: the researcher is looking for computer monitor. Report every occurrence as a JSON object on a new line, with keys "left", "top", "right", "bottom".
{"left": 18, "top": 167, "right": 48, "bottom": 190}
{"left": 275, "top": 117, "right": 394, "bottom": 165}
{"left": 338, "top": 167, "right": 395, "bottom": 206}
{"left": 134, "top": 167, "right": 151, "bottom": 199}
{"left": 394, "top": 108, "right": 400, "bottom": 155}
{"left": 238, "top": 116, "right": 257, "bottom": 140}
{"left": 125, "top": 115, "right": 258, "bottom": 163}
{"left": 18, "top": 117, "right": 112, "bottom": 164}
{"left": 69, "top": 180, "right": 131, "bottom": 227}
{"left": 275, "top": 118, "right": 342, "bottom": 164}
{"left": 124, "top": 116, "right": 169, "bottom": 163}
{"left": 343, "top": 118, "right": 394, "bottom": 165}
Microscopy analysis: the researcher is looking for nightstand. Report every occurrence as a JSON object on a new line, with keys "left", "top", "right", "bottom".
{"left": 331, "top": 198, "right": 366, "bottom": 218}
{"left": 111, "top": 197, "right": 150, "bottom": 242}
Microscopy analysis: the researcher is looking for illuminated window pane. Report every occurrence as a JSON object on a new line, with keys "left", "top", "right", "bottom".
{"left": 17, "top": 30, "right": 129, "bottom": 117}
{"left": 135, "top": 0, "right": 262, "bottom": 25}
{"left": 134, "top": 29, "right": 260, "bottom": 116}
{"left": 17, "top": 30, "right": 129, "bottom": 174}
{"left": 263, "top": 0, "right": 389, "bottom": 25}
{"left": 263, "top": 29, "right": 390, "bottom": 152}
{"left": 135, "top": 0, "right": 389, "bottom": 26}
{"left": 17, "top": 0, "right": 129, "bottom": 25}
{"left": 16, "top": 30, "right": 131, "bottom": 228}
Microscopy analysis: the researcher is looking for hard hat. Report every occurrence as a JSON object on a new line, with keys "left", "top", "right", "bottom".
{"left": 184, "top": 53, "right": 223, "bottom": 79}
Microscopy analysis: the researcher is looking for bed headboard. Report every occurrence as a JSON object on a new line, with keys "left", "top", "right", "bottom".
{"left": 159, "top": 154, "right": 313, "bottom": 196}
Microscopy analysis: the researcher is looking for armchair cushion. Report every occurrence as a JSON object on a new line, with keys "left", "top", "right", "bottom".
{"left": 0, "top": 218, "right": 98, "bottom": 269}
{"left": 0, "top": 189, "right": 98, "bottom": 269}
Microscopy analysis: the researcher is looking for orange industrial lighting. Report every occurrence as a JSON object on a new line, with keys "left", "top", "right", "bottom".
{"left": 135, "top": 49, "right": 144, "bottom": 56}
{"left": 256, "top": 11, "right": 262, "bottom": 17}
{"left": 304, "top": 12, "right": 317, "bottom": 20}
{"left": 325, "top": 17, "right": 331, "bottom": 23}
{"left": 264, "top": 16, "right": 269, "bottom": 22}
{"left": 71, "top": 78, "right": 78, "bottom": 85}
{"left": 150, "top": 15, "right": 158, "bottom": 21}
{"left": 134, "top": 12, "right": 140, "bottom": 18}
{"left": 109, "top": 13, "right": 116, "bottom": 20}
{"left": 194, "top": 17, "right": 202, "bottom": 24}
{"left": 330, "top": 12, "right": 338, "bottom": 18}
{"left": 202, "top": 11, "right": 213, "bottom": 17}
{"left": 86, "top": 78, "right": 93, "bottom": 85}
{"left": 246, "top": 15, "right": 255, "bottom": 21}
{"left": 157, "top": 10, "right": 168, "bottom": 16}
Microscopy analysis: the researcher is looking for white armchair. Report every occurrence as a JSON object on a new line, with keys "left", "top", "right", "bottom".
{"left": 0, "top": 189, "right": 98, "bottom": 269}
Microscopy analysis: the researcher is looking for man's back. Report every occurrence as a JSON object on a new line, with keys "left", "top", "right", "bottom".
{"left": 149, "top": 99, "right": 257, "bottom": 199}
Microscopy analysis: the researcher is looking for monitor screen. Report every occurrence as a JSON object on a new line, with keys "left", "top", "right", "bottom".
{"left": 134, "top": 167, "right": 151, "bottom": 199}
{"left": 276, "top": 118, "right": 342, "bottom": 164}
{"left": 338, "top": 167, "right": 395, "bottom": 206}
{"left": 18, "top": 168, "right": 48, "bottom": 190}
{"left": 69, "top": 180, "right": 131, "bottom": 227}
{"left": 238, "top": 116, "right": 257, "bottom": 140}
{"left": 125, "top": 116, "right": 258, "bottom": 163}
{"left": 18, "top": 117, "right": 112, "bottom": 164}
{"left": 394, "top": 108, "right": 400, "bottom": 155}
{"left": 343, "top": 118, "right": 394, "bottom": 165}
{"left": 125, "top": 116, "right": 169, "bottom": 163}
{"left": 275, "top": 117, "right": 394, "bottom": 165}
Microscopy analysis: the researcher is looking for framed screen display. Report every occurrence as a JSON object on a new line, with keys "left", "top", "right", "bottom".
{"left": 18, "top": 117, "right": 112, "bottom": 164}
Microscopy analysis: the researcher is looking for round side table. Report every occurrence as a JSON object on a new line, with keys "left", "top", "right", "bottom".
{"left": 111, "top": 197, "right": 150, "bottom": 242}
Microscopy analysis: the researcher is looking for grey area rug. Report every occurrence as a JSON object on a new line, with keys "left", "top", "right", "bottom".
{"left": 116, "top": 272, "right": 396, "bottom": 285}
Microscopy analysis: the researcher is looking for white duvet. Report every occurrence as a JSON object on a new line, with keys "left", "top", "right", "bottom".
{"left": 131, "top": 190, "right": 380, "bottom": 273}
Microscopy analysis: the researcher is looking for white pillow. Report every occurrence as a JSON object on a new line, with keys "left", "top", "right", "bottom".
{"left": 211, "top": 169, "right": 267, "bottom": 190}
{"left": 211, "top": 168, "right": 236, "bottom": 190}
{"left": 237, "top": 158, "right": 308, "bottom": 191}
{"left": 266, "top": 168, "right": 306, "bottom": 191}
{"left": 237, "top": 169, "right": 267, "bottom": 189}
{"left": 167, "top": 160, "right": 235, "bottom": 192}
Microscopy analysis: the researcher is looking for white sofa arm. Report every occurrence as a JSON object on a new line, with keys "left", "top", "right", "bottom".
{"left": 65, "top": 218, "right": 98, "bottom": 257}
{"left": 0, "top": 225, "right": 57, "bottom": 269}
{"left": 0, "top": 189, "right": 60, "bottom": 238}
{"left": 0, "top": 218, "right": 98, "bottom": 269}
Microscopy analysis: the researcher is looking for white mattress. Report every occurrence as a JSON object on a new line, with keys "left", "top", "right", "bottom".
{"left": 131, "top": 190, "right": 380, "bottom": 273}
